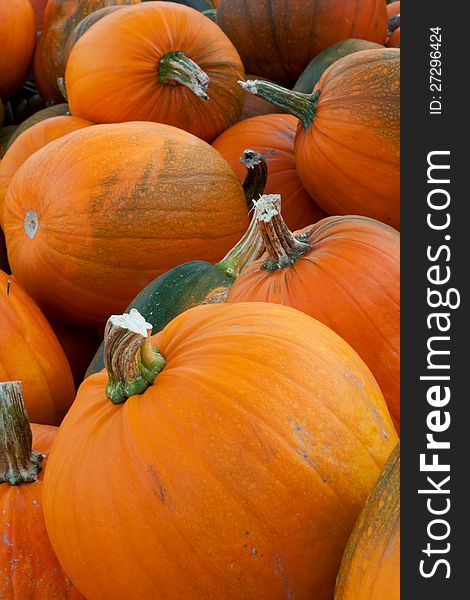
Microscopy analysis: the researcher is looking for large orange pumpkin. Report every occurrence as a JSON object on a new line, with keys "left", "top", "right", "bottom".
{"left": 334, "top": 442, "right": 400, "bottom": 599}
{"left": 217, "top": 0, "right": 387, "bottom": 86}
{"left": 0, "top": 271, "right": 75, "bottom": 425}
{"left": 227, "top": 195, "right": 400, "bottom": 432}
{"left": 0, "top": 0, "right": 36, "bottom": 100}
{"left": 240, "top": 48, "right": 400, "bottom": 229}
{"left": 33, "top": 0, "right": 140, "bottom": 103}
{"left": 4, "top": 121, "right": 248, "bottom": 328}
{"left": 0, "top": 381, "right": 84, "bottom": 599}
{"left": 0, "top": 115, "right": 93, "bottom": 226}
{"left": 43, "top": 302, "right": 397, "bottom": 600}
{"left": 213, "top": 114, "right": 326, "bottom": 232}
{"left": 65, "top": 2, "right": 245, "bottom": 142}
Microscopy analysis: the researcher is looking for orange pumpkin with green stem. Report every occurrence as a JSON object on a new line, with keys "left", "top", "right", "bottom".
{"left": 239, "top": 48, "right": 400, "bottom": 229}
{"left": 0, "top": 381, "right": 84, "bottom": 598}
{"left": 43, "top": 302, "right": 397, "bottom": 600}
{"left": 227, "top": 195, "right": 400, "bottom": 432}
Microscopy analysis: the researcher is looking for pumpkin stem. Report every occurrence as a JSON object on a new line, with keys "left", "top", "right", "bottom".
{"left": 0, "top": 381, "right": 44, "bottom": 486}
{"left": 159, "top": 51, "right": 209, "bottom": 100}
{"left": 238, "top": 80, "right": 320, "bottom": 129}
{"left": 240, "top": 149, "right": 268, "bottom": 210}
{"left": 254, "top": 194, "right": 311, "bottom": 270}
{"left": 104, "top": 309, "right": 166, "bottom": 405}
{"left": 216, "top": 208, "right": 265, "bottom": 279}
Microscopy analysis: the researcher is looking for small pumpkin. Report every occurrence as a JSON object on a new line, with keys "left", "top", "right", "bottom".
{"left": 240, "top": 48, "right": 400, "bottom": 228}
{"left": 227, "top": 195, "right": 400, "bottom": 432}
{"left": 0, "top": 271, "right": 75, "bottom": 425}
{"left": 334, "top": 443, "right": 400, "bottom": 599}
{"left": 6, "top": 103, "right": 70, "bottom": 148}
{"left": 43, "top": 303, "right": 397, "bottom": 600}
{"left": 0, "top": 0, "right": 36, "bottom": 100}
{"left": 65, "top": 2, "right": 245, "bottom": 142}
{"left": 0, "top": 381, "right": 84, "bottom": 598}
{"left": 213, "top": 114, "right": 327, "bottom": 231}
{"left": 4, "top": 121, "right": 249, "bottom": 327}
{"left": 217, "top": 0, "right": 387, "bottom": 86}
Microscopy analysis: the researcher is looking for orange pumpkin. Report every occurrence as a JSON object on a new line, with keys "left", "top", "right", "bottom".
{"left": 240, "top": 48, "right": 400, "bottom": 229}
{"left": 217, "top": 0, "right": 387, "bottom": 86}
{"left": 29, "top": 0, "right": 49, "bottom": 30}
{"left": 0, "top": 271, "right": 75, "bottom": 425}
{"left": 213, "top": 114, "right": 327, "bottom": 231}
{"left": 33, "top": 0, "right": 140, "bottom": 103}
{"left": 65, "top": 2, "right": 245, "bottom": 142}
{"left": 334, "top": 443, "right": 400, "bottom": 599}
{"left": 0, "top": 381, "right": 84, "bottom": 599}
{"left": 43, "top": 302, "right": 397, "bottom": 600}
{"left": 227, "top": 196, "right": 400, "bottom": 432}
{"left": 4, "top": 121, "right": 248, "bottom": 328}
{"left": 6, "top": 104, "right": 71, "bottom": 148}
{"left": 386, "top": 2, "right": 400, "bottom": 47}
{"left": 0, "top": 0, "right": 36, "bottom": 100}
{"left": 0, "top": 115, "right": 93, "bottom": 227}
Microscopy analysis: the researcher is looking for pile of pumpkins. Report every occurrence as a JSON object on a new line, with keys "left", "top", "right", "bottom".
{"left": 0, "top": 1, "right": 400, "bottom": 599}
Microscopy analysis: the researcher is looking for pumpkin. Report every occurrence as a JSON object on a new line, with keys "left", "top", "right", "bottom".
{"left": 227, "top": 195, "right": 400, "bottom": 432}
{"left": 6, "top": 103, "right": 70, "bottom": 148}
{"left": 334, "top": 443, "right": 400, "bottom": 599}
{"left": 0, "top": 0, "right": 36, "bottom": 100}
{"left": 240, "top": 48, "right": 400, "bottom": 228}
{"left": 0, "top": 115, "right": 93, "bottom": 227}
{"left": 240, "top": 75, "right": 283, "bottom": 120}
{"left": 29, "top": 0, "right": 49, "bottom": 30}
{"left": 386, "top": 2, "right": 400, "bottom": 47}
{"left": 33, "top": 0, "right": 140, "bottom": 103}
{"left": 387, "top": 28, "right": 400, "bottom": 48}
{"left": 387, "top": 1, "right": 400, "bottom": 17}
{"left": 217, "top": 0, "right": 387, "bottom": 87}
{"left": 0, "top": 271, "right": 75, "bottom": 425}
{"left": 293, "top": 39, "right": 383, "bottom": 94}
{"left": 4, "top": 121, "right": 249, "bottom": 328}
{"left": 43, "top": 302, "right": 397, "bottom": 600}
{"left": 86, "top": 197, "right": 264, "bottom": 376}
{"left": 213, "top": 114, "right": 327, "bottom": 231}
{"left": 65, "top": 2, "right": 245, "bottom": 142}
{"left": 0, "top": 381, "right": 84, "bottom": 599}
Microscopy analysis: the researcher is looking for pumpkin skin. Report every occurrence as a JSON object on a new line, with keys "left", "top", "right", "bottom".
{"left": 33, "top": 0, "right": 140, "bottom": 103}
{"left": 334, "top": 443, "right": 400, "bottom": 599}
{"left": 65, "top": 2, "right": 245, "bottom": 142}
{"left": 29, "top": 0, "right": 49, "bottom": 30}
{"left": 386, "top": 2, "right": 400, "bottom": 47}
{"left": 0, "top": 115, "right": 93, "bottom": 226}
{"left": 213, "top": 114, "right": 326, "bottom": 231}
{"left": 0, "top": 0, "right": 36, "bottom": 100}
{"left": 0, "top": 421, "right": 84, "bottom": 599}
{"left": 43, "top": 302, "right": 397, "bottom": 600}
{"left": 6, "top": 104, "right": 70, "bottom": 148}
{"left": 4, "top": 121, "right": 248, "bottom": 328}
{"left": 387, "top": 1, "right": 400, "bottom": 17}
{"left": 227, "top": 213, "right": 400, "bottom": 433}
{"left": 387, "top": 28, "right": 400, "bottom": 48}
{"left": 293, "top": 39, "right": 383, "bottom": 94}
{"left": 0, "top": 271, "right": 75, "bottom": 425}
{"left": 217, "top": 0, "right": 387, "bottom": 86}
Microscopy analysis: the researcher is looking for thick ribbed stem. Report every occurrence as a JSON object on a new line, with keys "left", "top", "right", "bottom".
{"left": 0, "top": 381, "right": 44, "bottom": 485}
{"left": 104, "top": 309, "right": 166, "bottom": 404}
{"left": 240, "top": 149, "right": 268, "bottom": 210}
{"left": 159, "top": 51, "right": 209, "bottom": 100}
{"left": 216, "top": 209, "right": 264, "bottom": 278}
{"left": 238, "top": 80, "right": 320, "bottom": 129}
{"left": 254, "top": 194, "right": 311, "bottom": 270}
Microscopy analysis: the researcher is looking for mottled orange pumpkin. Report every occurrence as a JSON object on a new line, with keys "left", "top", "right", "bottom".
{"left": 43, "top": 302, "right": 397, "bottom": 600}
{"left": 334, "top": 443, "right": 400, "bottom": 599}
{"left": 227, "top": 196, "right": 400, "bottom": 432}
{"left": 65, "top": 2, "right": 245, "bottom": 142}
{"left": 4, "top": 121, "right": 248, "bottom": 328}
{"left": 0, "top": 271, "right": 75, "bottom": 425}
{"left": 0, "top": 382, "right": 84, "bottom": 598}
{"left": 0, "top": 0, "right": 36, "bottom": 100}
{"left": 213, "top": 114, "right": 326, "bottom": 231}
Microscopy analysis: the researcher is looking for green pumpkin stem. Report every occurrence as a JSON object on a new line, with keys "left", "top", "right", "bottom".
{"left": 104, "top": 309, "right": 166, "bottom": 405}
{"left": 0, "top": 381, "right": 44, "bottom": 486}
{"left": 216, "top": 208, "right": 265, "bottom": 278}
{"left": 159, "top": 51, "right": 209, "bottom": 100}
{"left": 240, "top": 149, "right": 268, "bottom": 211}
{"left": 238, "top": 80, "right": 320, "bottom": 129}
{"left": 254, "top": 194, "right": 311, "bottom": 270}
